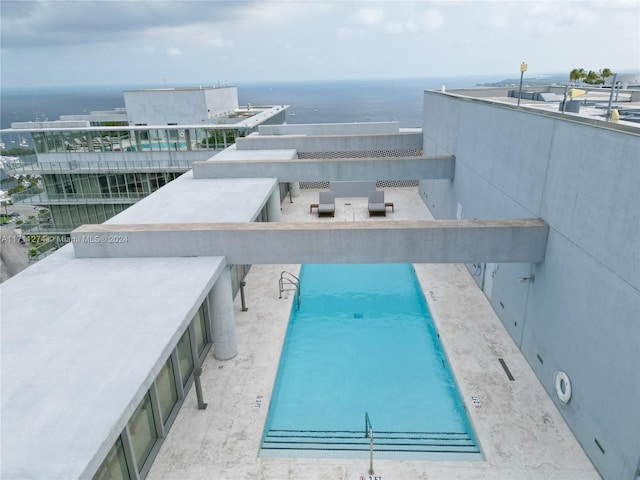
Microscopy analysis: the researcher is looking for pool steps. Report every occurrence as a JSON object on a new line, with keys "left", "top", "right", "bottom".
{"left": 261, "top": 429, "right": 480, "bottom": 455}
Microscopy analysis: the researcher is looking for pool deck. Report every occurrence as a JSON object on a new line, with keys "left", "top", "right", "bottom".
{"left": 147, "top": 187, "right": 600, "bottom": 480}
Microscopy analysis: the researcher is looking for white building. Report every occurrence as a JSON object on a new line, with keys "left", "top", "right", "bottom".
{"left": 1, "top": 87, "right": 287, "bottom": 237}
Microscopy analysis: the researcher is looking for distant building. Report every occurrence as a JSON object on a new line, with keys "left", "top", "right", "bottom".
{"left": 1, "top": 86, "right": 287, "bottom": 237}
{"left": 605, "top": 72, "right": 640, "bottom": 88}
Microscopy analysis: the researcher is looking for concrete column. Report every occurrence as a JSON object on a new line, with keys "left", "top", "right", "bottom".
{"left": 266, "top": 188, "right": 281, "bottom": 222}
{"left": 289, "top": 182, "right": 300, "bottom": 197}
{"left": 209, "top": 265, "right": 237, "bottom": 360}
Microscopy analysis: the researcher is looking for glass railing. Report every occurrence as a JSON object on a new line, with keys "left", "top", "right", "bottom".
{"left": 10, "top": 187, "right": 45, "bottom": 203}
{"left": 2, "top": 158, "right": 195, "bottom": 174}
{"left": 27, "top": 126, "right": 253, "bottom": 155}
{"left": 12, "top": 186, "right": 146, "bottom": 204}
{"left": 19, "top": 222, "right": 81, "bottom": 235}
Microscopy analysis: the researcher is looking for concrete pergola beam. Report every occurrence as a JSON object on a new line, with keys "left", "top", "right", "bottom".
{"left": 71, "top": 218, "right": 549, "bottom": 263}
{"left": 192, "top": 155, "right": 455, "bottom": 181}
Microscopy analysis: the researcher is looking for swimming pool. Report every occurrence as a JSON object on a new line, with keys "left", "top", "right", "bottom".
{"left": 124, "top": 142, "right": 188, "bottom": 151}
{"left": 260, "top": 264, "right": 481, "bottom": 460}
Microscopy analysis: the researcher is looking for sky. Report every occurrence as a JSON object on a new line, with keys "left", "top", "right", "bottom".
{"left": 1, "top": 0, "right": 639, "bottom": 88}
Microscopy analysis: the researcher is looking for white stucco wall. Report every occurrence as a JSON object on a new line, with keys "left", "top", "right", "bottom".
{"left": 124, "top": 87, "right": 238, "bottom": 125}
{"left": 420, "top": 91, "right": 640, "bottom": 480}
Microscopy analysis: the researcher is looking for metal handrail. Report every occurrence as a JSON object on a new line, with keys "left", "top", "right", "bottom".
{"left": 278, "top": 271, "right": 300, "bottom": 311}
{"left": 365, "top": 412, "right": 374, "bottom": 475}
{"left": 2, "top": 158, "right": 195, "bottom": 173}
{"left": 364, "top": 411, "right": 373, "bottom": 437}
{"left": 11, "top": 186, "right": 147, "bottom": 204}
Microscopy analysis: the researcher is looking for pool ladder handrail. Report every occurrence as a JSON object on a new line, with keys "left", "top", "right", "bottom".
{"left": 279, "top": 271, "right": 300, "bottom": 311}
{"left": 365, "top": 411, "right": 374, "bottom": 475}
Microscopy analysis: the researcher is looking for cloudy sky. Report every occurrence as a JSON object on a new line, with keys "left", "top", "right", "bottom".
{"left": 1, "top": 0, "right": 638, "bottom": 88}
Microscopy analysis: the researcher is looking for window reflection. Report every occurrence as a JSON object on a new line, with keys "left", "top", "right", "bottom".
{"left": 92, "top": 437, "right": 130, "bottom": 480}
{"left": 177, "top": 329, "right": 194, "bottom": 386}
{"left": 155, "top": 357, "right": 178, "bottom": 424}
{"left": 127, "top": 392, "right": 157, "bottom": 473}
{"left": 30, "top": 128, "right": 232, "bottom": 154}
{"left": 193, "top": 307, "right": 208, "bottom": 358}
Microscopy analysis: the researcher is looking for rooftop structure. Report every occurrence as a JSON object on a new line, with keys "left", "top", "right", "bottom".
{"left": 1, "top": 86, "right": 638, "bottom": 480}
{"left": 0, "top": 86, "right": 287, "bottom": 242}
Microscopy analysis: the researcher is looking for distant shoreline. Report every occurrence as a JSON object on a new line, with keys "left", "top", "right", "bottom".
{"left": 0, "top": 73, "right": 564, "bottom": 92}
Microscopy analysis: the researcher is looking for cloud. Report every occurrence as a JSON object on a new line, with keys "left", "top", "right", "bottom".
{"left": 384, "top": 8, "right": 443, "bottom": 34}
{"left": 0, "top": 0, "right": 637, "bottom": 87}
{"left": 0, "top": 0, "right": 251, "bottom": 49}
{"left": 351, "top": 5, "right": 443, "bottom": 35}
{"left": 245, "top": 0, "right": 336, "bottom": 26}
{"left": 132, "top": 45, "right": 156, "bottom": 54}
{"left": 207, "top": 37, "right": 228, "bottom": 48}
{"left": 353, "top": 7, "right": 385, "bottom": 25}
{"left": 419, "top": 9, "right": 444, "bottom": 30}
{"left": 337, "top": 26, "right": 356, "bottom": 37}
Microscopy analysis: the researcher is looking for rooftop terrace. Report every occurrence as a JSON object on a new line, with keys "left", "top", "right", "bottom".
{"left": 145, "top": 187, "right": 599, "bottom": 480}
{"left": 446, "top": 85, "right": 640, "bottom": 131}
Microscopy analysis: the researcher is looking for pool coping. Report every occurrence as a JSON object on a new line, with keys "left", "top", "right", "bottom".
{"left": 258, "top": 264, "right": 483, "bottom": 463}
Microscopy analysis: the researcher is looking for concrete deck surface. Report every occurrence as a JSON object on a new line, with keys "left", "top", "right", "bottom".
{"left": 147, "top": 187, "right": 599, "bottom": 480}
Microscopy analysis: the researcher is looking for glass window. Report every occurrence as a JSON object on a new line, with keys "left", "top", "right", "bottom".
{"left": 92, "top": 436, "right": 130, "bottom": 480}
{"left": 127, "top": 392, "right": 157, "bottom": 473}
{"left": 193, "top": 307, "right": 208, "bottom": 358}
{"left": 177, "top": 329, "right": 194, "bottom": 386}
{"left": 155, "top": 357, "right": 178, "bottom": 424}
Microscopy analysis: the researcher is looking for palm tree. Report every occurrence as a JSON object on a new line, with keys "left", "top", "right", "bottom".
{"left": 569, "top": 68, "right": 586, "bottom": 84}
{"left": 599, "top": 68, "right": 613, "bottom": 84}
{"left": 584, "top": 70, "right": 601, "bottom": 85}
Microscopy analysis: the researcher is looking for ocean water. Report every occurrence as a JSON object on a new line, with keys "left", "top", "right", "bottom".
{"left": 0, "top": 76, "right": 492, "bottom": 146}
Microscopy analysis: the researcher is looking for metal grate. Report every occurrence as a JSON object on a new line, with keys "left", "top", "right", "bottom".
{"left": 300, "top": 180, "right": 417, "bottom": 189}
{"left": 297, "top": 149, "right": 421, "bottom": 159}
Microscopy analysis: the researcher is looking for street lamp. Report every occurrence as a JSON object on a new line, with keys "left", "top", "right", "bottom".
{"left": 517, "top": 62, "right": 528, "bottom": 106}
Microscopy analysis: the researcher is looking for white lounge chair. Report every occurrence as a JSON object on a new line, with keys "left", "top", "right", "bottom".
{"left": 317, "top": 192, "right": 335, "bottom": 217}
{"left": 368, "top": 190, "right": 393, "bottom": 216}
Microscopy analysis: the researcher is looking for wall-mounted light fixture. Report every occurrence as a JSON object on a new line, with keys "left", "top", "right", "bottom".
{"left": 518, "top": 275, "right": 535, "bottom": 283}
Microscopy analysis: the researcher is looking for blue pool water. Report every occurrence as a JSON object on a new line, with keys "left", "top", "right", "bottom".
{"left": 261, "top": 264, "right": 481, "bottom": 460}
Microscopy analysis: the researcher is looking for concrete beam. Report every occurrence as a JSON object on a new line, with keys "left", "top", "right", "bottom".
{"left": 258, "top": 122, "right": 401, "bottom": 136}
{"left": 192, "top": 155, "right": 455, "bottom": 181}
{"left": 71, "top": 219, "right": 548, "bottom": 263}
{"left": 235, "top": 132, "right": 422, "bottom": 152}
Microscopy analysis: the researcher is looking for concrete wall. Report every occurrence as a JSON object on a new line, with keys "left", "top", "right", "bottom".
{"left": 443, "top": 86, "right": 557, "bottom": 98}
{"left": 329, "top": 180, "right": 376, "bottom": 197}
{"left": 235, "top": 132, "right": 423, "bottom": 153}
{"left": 204, "top": 87, "right": 239, "bottom": 118}
{"left": 420, "top": 91, "right": 640, "bottom": 480}
{"left": 258, "top": 121, "right": 400, "bottom": 135}
{"left": 193, "top": 155, "right": 455, "bottom": 182}
{"left": 124, "top": 87, "right": 238, "bottom": 125}
{"left": 70, "top": 219, "right": 549, "bottom": 264}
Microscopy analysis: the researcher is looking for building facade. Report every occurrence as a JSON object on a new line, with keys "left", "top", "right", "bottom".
{"left": 2, "top": 87, "right": 287, "bottom": 238}
{"left": 420, "top": 89, "right": 639, "bottom": 480}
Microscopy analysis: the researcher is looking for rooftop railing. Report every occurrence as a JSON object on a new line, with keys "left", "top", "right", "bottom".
{"left": 12, "top": 186, "right": 145, "bottom": 205}
{"left": 2, "top": 159, "right": 194, "bottom": 174}
{"left": 19, "top": 221, "right": 81, "bottom": 235}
